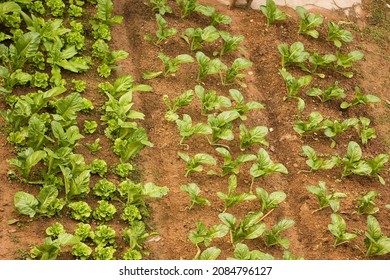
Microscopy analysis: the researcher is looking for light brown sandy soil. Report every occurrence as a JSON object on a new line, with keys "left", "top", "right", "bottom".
{"left": 0, "top": 0, "right": 389, "bottom": 260}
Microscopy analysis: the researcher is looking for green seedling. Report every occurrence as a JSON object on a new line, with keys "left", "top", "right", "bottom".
{"left": 260, "top": 0, "right": 286, "bottom": 27}
{"left": 178, "top": 152, "right": 216, "bottom": 177}
{"left": 356, "top": 191, "right": 379, "bottom": 215}
{"left": 296, "top": 6, "right": 323, "bottom": 38}
{"left": 163, "top": 89, "right": 194, "bottom": 122}
{"left": 328, "top": 214, "right": 357, "bottom": 247}
{"left": 180, "top": 183, "right": 211, "bottom": 209}
{"left": 239, "top": 124, "right": 269, "bottom": 151}
{"left": 216, "top": 147, "right": 256, "bottom": 176}
{"left": 307, "top": 181, "right": 347, "bottom": 212}
{"left": 263, "top": 218, "right": 295, "bottom": 249}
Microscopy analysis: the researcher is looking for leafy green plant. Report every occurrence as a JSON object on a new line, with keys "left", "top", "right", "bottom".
{"left": 93, "top": 225, "right": 116, "bottom": 247}
{"left": 86, "top": 138, "right": 102, "bottom": 154}
{"left": 250, "top": 148, "right": 288, "bottom": 192}
{"left": 114, "top": 163, "right": 133, "bottom": 178}
{"left": 296, "top": 6, "right": 323, "bottom": 38}
{"left": 260, "top": 0, "right": 286, "bottom": 27}
{"left": 176, "top": 114, "right": 211, "bottom": 145}
{"left": 122, "top": 249, "right": 142, "bottom": 260}
{"left": 68, "top": 201, "right": 92, "bottom": 221}
{"left": 301, "top": 145, "right": 339, "bottom": 171}
{"left": 293, "top": 112, "right": 325, "bottom": 136}
{"left": 340, "top": 86, "right": 381, "bottom": 109}
{"left": 341, "top": 141, "right": 372, "bottom": 177}
{"left": 229, "top": 89, "right": 265, "bottom": 120}
{"left": 146, "top": 0, "right": 172, "bottom": 15}
{"left": 256, "top": 187, "right": 286, "bottom": 213}
{"left": 219, "top": 31, "right": 244, "bottom": 56}
{"left": 217, "top": 175, "right": 256, "bottom": 212}
{"left": 60, "top": 160, "right": 91, "bottom": 201}
{"left": 216, "top": 147, "right": 256, "bottom": 176}
{"left": 90, "top": 159, "right": 108, "bottom": 177}
{"left": 356, "top": 191, "right": 379, "bottom": 215}
{"left": 83, "top": 120, "right": 98, "bottom": 134}
{"left": 358, "top": 117, "right": 376, "bottom": 145}
{"left": 46, "top": 0, "right": 65, "bottom": 17}
{"left": 364, "top": 215, "right": 390, "bottom": 256}
{"left": 113, "top": 128, "right": 154, "bottom": 163}
{"left": 306, "top": 81, "right": 346, "bottom": 102}
{"left": 263, "top": 218, "right": 295, "bottom": 249}
{"left": 8, "top": 148, "right": 46, "bottom": 180}
{"left": 307, "top": 181, "right": 347, "bottom": 212}
{"left": 74, "top": 223, "right": 94, "bottom": 242}
{"left": 180, "top": 183, "right": 210, "bottom": 209}
{"left": 144, "top": 14, "right": 177, "bottom": 45}
{"left": 93, "top": 245, "right": 116, "bottom": 260}
{"left": 144, "top": 53, "right": 194, "bottom": 79}
{"left": 189, "top": 221, "right": 228, "bottom": 258}
{"left": 182, "top": 25, "right": 220, "bottom": 51}
{"left": 123, "top": 221, "right": 158, "bottom": 251}
{"left": 194, "top": 247, "right": 221, "bottom": 260}
{"left": 90, "top": 0, "right": 123, "bottom": 41}
{"left": 93, "top": 179, "right": 117, "bottom": 200}
{"left": 308, "top": 52, "right": 337, "bottom": 75}
{"left": 30, "top": 232, "right": 80, "bottom": 260}
{"left": 323, "top": 118, "right": 359, "bottom": 147}
{"left": 239, "top": 124, "right": 269, "bottom": 151}
{"left": 72, "top": 242, "right": 92, "bottom": 260}
{"left": 280, "top": 68, "right": 312, "bottom": 111}
{"left": 223, "top": 58, "right": 253, "bottom": 87}
{"left": 366, "top": 154, "right": 389, "bottom": 185}
{"left": 178, "top": 152, "right": 216, "bottom": 177}
{"left": 46, "top": 222, "right": 65, "bottom": 237}
{"left": 207, "top": 110, "right": 240, "bottom": 144}
{"left": 121, "top": 204, "right": 142, "bottom": 224}
{"left": 32, "top": 72, "right": 49, "bottom": 89}
{"left": 176, "top": 0, "right": 199, "bottom": 18}
{"left": 195, "top": 85, "right": 231, "bottom": 115}
{"left": 219, "top": 212, "right": 266, "bottom": 244}
{"left": 228, "top": 243, "right": 274, "bottom": 260}
{"left": 328, "top": 213, "right": 357, "bottom": 247}
{"left": 278, "top": 41, "right": 309, "bottom": 68}
{"left": 163, "top": 89, "right": 194, "bottom": 122}
{"left": 196, "top": 51, "right": 227, "bottom": 82}
{"left": 92, "top": 200, "right": 117, "bottom": 221}
{"left": 326, "top": 22, "right": 353, "bottom": 47}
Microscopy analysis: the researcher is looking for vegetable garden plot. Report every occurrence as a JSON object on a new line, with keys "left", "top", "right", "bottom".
{"left": 0, "top": 0, "right": 389, "bottom": 260}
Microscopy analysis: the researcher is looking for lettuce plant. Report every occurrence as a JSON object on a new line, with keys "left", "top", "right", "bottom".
{"left": 92, "top": 200, "right": 117, "bottom": 221}
{"left": 296, "top": 6, "right": 323, "bottom": 38}
{"left": 121, "top": 204, "right": 142, "bottom": 224}
{"left": 182, "top": 25, "right": 219, "bottom": 51}
{"left": 72, "top": 78, "right": 87, "bottom": 93}
{"left": 180, "top": 183, "right": 210, "bottom": 209}
{"left": 364, "top": 215, "right": 390, "bottom": 256}
{"left": 228, "top": 243, "right": 274, "bottom": 260}
{"left": 178, "top": 152, "right": 216, "bottom": 177}
{"left": 176, "top": 114, "right": 211, "bottom": 145}
{"left": 72, "top": 242, "right": 92, "bottom": 260}
{"left": 356, "top": 191, "right": 379, "bottom": 215}
{"left": 145, "top": 14, "right": 177, "bottom": 45}
{"left": 358, "top": 117, "right": 376, "bottom": 145}
{"left": 306, "top": 81, "right": 346, "bottom": 102}
{"left": 217, "top": 175, "right": 256, "bottom": 212}
{"left": 340, "top": 86, "right": 381, "bottom": 109}
{"left": 224, "top": 58, "right": 253, "bottom": 86}
{"left": 196, "top": 51, "right": 227, "bottom": 82}
{"left": 219, "top": 212, "right": 266, "bottom": 244}
{"left": 219, "top": 31, "right": 244, "bottom": 56}
{"left": 122, "top": 249, "right": 142, "bottom": 260}
{"left": 326, "top": 22, "right": 353, "bottom": 48}
{"left": 207, "top": 110, "right": 240, "bottom": 144}
{"left": 113, "top": 128, "right": 154, "bottom": 162}
{"left": 93, "top": 178, "right": 117, "bottom": 200}
{"left": 90, "top": 0, "right": 123, "bottom": 41}
{"left": 293, "top": 111, "right": 324, "bottom": 136}
{"left": 93, "top": 245, "right": 116, "bottom": 260}
{"left": 83, "top": 120, "right": 98, "bottom": 134}
{"left": 163, "top": 89, "right": 194, "bottom": 122}
{"left": 146, "top": 0, "right": 173, "bottom": 15}
{"left": 32, "top": 72, "right": 49, "bottom": 89}
{"left": 263, "top": 218, "right": 295, "bottom": 249}
{"left": 260, "top": 0, "right": 286, "bottom": 27}
{"left": 216, "top": 147, "right": 256, "bottom": 176}
{"left": 250, "top": 148, "right": 288, "bottom": 192}
{"left": 301, "top": 145, "right": 339, "bottom": 171}
{"left": 68, "top": 201, "right": 92, "bottom": 221}
{"left": 46, "top": 222, "right": 65, "bottom": 238}
{"left": 93, "top": 225, "right": 116, "bottom": 247}
{"left": 256, "top": 187, "right": 286, "bottom": 213}
{"left": 90, "top": 158, "right": 108, "bottom": 178}
{"left": 278, "top": 42, "right": 309, "bottom": 68}
{"left": 114, "top": 163, "right": 133, "bottom": 178}
{"left": 86, "top": 138, "right": 101, "bottom": 154}
{"left": 280, "top": 68, "right": 312, "bottom": 111}
{"left": 328, "top": 214, "right": 357, "bottom": 247}
{"left": 74, "top": 223, "right": 94, "bottom": 242}
{"left": 195, "top": 85, "right": 231, "bottom": 115}
{"left": 239, "top": 124, "right": 269, "bottom": 151}
{"left": 307, "top": 181, "right": 346, "bottom": 212}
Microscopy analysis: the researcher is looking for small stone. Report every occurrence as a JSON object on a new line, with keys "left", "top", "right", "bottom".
{"left": 270, "top": 145, "right": 275, "bottom": 152}
{"left": 293, "top": 163, "right": 299, "bottom": 168}
{"left": 269, "top": 127, "right": 274, "bottom": 132}
{"left": 250, "top": 19, "right": 254, "bottom": 23}
{"left": 248, "top": 71, "right": 254, "bottom": 75}
{"left": 8, "top": 229, "right": 17, "bottom": 233}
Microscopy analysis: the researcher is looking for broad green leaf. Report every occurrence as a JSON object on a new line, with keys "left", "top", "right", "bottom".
{"left": 14, "top": 191, "right": 38, "bottom": 218}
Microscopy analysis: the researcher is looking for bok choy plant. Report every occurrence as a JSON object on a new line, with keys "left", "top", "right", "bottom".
{"left": 260, "top": 0, "right": 286, "bottom": 27}
{"left": 326, "top": 22, "right": 353, "bottom": 48}
{"left": 239, "top": 124, "right": 269, "bottom": 151}
{"left": 178, "top": 152, "right": 216, "bottom": 177}
{"left": 301, "top": 145, "right": 339, "bottom": 172}
{"left": 196, "top": 51, "right": 227, "bottom": 82}
{"left": 307, "top": 181, "right": 346, "bottom": 212}
{"left": 216, "top": 147, "right": 256, "bottom": 176}
{"left": 180, "top": 183, "right": 211, "bottom": 209}
{"left": 176, "top": 114, "right": 211, "bottom": 145}
{"left": 182, "top": 25, "right": 220, "bottom": 51}
{"left": 229, "top": 89, "right": 265, "bottom": 120}
{"left": 195, "top": 85, "right": 231, "bottom": 115}
{"left": 256, "top": 187, "right": 286, "bottom": 213}
{"left": 364, "top": 215, "right": 390, "bottom": 256}
{"left": 144, "top": 14, "right": 177, "bottom": 45}
{"left": 224, "top": 58, "right": 253, "bottom": 87}
{"left": 263, "top": 218, "right": 295, "bottom": 249}
{"left": 280, "top": 68, "right": 312, "bottom": 111}
{"left": 328, "top": 214, "right": 357, "bottom": 247}
{"left": 296, "top": 6, "right": 323, "bottom": 38}
{"left": 163, "top": 89, "right": 194, "bottom": 122}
